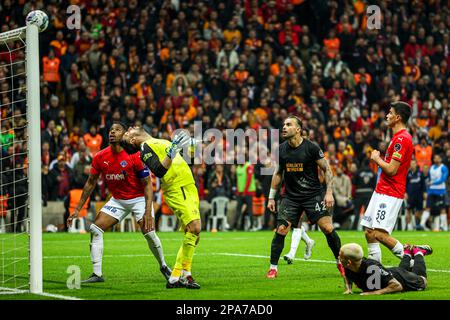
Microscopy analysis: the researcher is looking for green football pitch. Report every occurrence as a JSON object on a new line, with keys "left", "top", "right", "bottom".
{"left": 1, "top": 231, "right": 449, "bottom": 300}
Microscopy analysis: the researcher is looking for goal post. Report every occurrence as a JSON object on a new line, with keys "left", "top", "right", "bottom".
{"left": 0, "top": 24, "right": 43, "bottom": 294}
{"left": 26, "top": 24, "right": 43, "bottom": 294}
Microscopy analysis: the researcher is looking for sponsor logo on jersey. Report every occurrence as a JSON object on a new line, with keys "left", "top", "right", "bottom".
{"left": 286, "top": 162, "right": 303, "bottom": 172}
{"left": 120, "top": 160, "right": 128, "bottom": 168}
{"left": 393, "top": 152, "right": 402, "bottom": 159}
{"left": 379, "top": 203, "right": 386, "bottom": 209}
{"left": 105, "top": 174, "right": 125, "bottom": 180}
{"left": 394, "top": 143, "right": 402, "bottom": 151}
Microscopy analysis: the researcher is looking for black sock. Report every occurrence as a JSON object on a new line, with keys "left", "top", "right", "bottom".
{"left": 412, "top": 254, "right": 427, "bottom": 278}
{"left": 399, "top": 255, "right": 412, "bottom": 271}
{"left": 270, "top": 232, "right": 286, "bottom": 265}
{"left": 325, "top": 230, "right": 341, "bottom": 260}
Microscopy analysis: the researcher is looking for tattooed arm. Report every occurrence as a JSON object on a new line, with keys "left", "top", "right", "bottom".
{"left": 316, "top": 158, "right": 335, "bottom": 209}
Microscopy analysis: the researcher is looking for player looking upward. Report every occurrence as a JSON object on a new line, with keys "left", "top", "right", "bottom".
{"left": 121, "top": 126, "right": 201, "bottom": 289}
{"left": 67, "top": 122, "right": 171, "bottom": 283}
{"left": 266, "top": 116, "right": 344, "bottom": 279}
{"left": 361, "top": 101, "right": 413, "bottom": 262}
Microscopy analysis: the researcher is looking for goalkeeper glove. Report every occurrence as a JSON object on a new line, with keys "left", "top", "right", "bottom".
{"left": 166, "top": 131, "right": 191, "bottom": 159}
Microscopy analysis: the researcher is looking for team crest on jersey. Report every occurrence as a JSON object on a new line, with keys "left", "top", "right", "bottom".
{"left": 394, "top": 143, "right": 402, "bottom": 152}
{"left": 120, "top": 160, "right": 128, "bottom": 168}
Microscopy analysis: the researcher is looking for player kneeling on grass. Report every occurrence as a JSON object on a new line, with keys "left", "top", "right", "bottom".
{"left": 67, "top": 122, "right": 171, "bottom": 283}
{"left": 339, "top": 243, "right": 432, "bottom": 295}
{"left": 121, "top": 126, "right": 201, "bottom": 289}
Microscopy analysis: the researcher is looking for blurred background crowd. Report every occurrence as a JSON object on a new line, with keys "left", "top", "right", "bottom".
{"left": 0, "top": 0, "right": 449, "bottom": 232}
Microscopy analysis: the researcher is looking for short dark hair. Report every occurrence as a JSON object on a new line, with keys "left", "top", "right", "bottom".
{"left": 287, "top": 115, "right": 302, "bottom": 128}
{"left": 111, "top": 121, "right": 128, "bottom": 131}
{"left": 391, "top": 101, "right": 411, "bottom": 124}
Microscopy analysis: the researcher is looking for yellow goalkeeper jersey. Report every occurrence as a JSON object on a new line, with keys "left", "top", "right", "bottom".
{"left": 139, "top": 138, "right": 195, "bottom": 192}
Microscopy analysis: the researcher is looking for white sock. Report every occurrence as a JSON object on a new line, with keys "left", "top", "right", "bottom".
{"left": 90, "top": 224, "right": 104, "bottom": 277}
{"left": 288, "top": 228, "right": 302, "bottom": 257}
{"left": 270, "top": 264, "right": 278, "bottom": 270}
{"left": 300, "top": 226, "right": 312, "bottom": 243}
{"left": 182, "top": 270, "right": 191, "bottom": 278}
{"left": 144, "top": 230, "right": 167, "bottom": 267}
{"left": 420, "top": 210, "right": 430, "bottom": 226}
{"left": 391, "top": 241, "right": 404, "bottom": 259}
{"left": 169, "top": 275, "right": 179, "bottom": 283}
{"left": 433, "top": 216, "right": 440, "bottom": 230}
{"left": 367, "top": 243, "right": 382, "bottom": 262}
{"left": 440, "top": 213, "right": 448, "bottom": 231}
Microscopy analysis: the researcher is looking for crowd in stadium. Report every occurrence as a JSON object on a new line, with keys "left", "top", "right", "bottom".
{"left": 0, "top": 0, "right": 449, "bottom": 232}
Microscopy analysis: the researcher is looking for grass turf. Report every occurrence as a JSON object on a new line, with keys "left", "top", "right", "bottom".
{"left": 1, "top": 230, "right": 449, "bottom": 300}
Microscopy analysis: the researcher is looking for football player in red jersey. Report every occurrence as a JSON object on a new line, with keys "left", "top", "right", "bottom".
{"left": 67, "top": 122, "right": 171, "bottom": 283}
{"left": 361, "top": 102, "right": 413, "bottom": 263}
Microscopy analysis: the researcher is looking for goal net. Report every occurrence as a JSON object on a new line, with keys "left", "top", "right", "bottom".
{"left": 0, "top": 25, "right": 42, "bottom": 295}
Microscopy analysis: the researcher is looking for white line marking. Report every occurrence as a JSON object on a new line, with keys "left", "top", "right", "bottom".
{"left": 0, "top": 286, "right": 82, "bottom": 300}
{"left": 5, "top": 251, "right": 449, "bottom": 273}
{"left": 35, "top": 292, "right": 83, "bottom": 300}
{"left": 212, "top": 252, "right": 450, "bottom": 273}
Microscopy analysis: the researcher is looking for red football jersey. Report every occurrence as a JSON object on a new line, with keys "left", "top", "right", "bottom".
{"left": 375, "top": 129, "right": 413, "bottom": 199}
{"left": 91, "top": 146, "right": 147, "bottom": 200}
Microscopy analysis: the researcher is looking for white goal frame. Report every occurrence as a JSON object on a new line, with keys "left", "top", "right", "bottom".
{"left": 0, "top": 25, "right": 43, "bottom": 294}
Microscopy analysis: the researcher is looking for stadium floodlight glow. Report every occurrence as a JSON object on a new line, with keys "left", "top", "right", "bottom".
{"left": 0, "top": 24, "right": 43, "bottom": 294}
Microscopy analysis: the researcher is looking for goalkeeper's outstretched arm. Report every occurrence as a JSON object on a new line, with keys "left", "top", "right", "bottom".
{"left": 67, "top": 173, "right": 99, "bottom": 226}
{"left": 140, "top": 131, "right": 191, "bottom": 178}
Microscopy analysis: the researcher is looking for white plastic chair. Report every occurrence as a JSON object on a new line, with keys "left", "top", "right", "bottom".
{"left": 0, "top": 216, "right": 6, "bottom": 233}
{"left": 120, "top": 215, "right": 136, "bottom": 232}
{"left": 69, "top": 217, "right": 86, "bottom": 233}
{"left": 159, "top": 214, "right": 177, "bottom": 232}
{"left": 208, "top": 196, "right": 229, "bottom": 232}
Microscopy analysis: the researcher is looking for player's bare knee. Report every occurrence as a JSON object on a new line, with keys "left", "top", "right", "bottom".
{"left": 364, "top": 228, "right": 376, "bottom": 241}
{"left": 373, "top": 229, "right": 388, "bottom": 242}
{"left": 276, "top": 221, "right": 291, "bottom": 235}
{"left": 319, "top": 222, "right": 333, "bottom": 234}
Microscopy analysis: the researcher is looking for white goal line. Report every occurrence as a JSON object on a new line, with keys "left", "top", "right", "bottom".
{"left": 0, "top": 286, "right": 82, "bottom": 300}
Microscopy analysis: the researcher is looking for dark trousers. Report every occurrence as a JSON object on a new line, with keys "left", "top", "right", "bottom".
{"left": 399, "top": 255, "right": 427, "bottom": 278}
{"left": 352, "top": 193, "right": 371, "bottom": 230}
{"left": 233, "top": 195, "right": 253, "bottom": 230}
{"left": 10, "top": 204, "right": 27, "bottom": 233}
{"left": 333, "top": 205, "right": 355, "bottom": 226}
{"left": 263, "top": 198, "right": 274, "bottom": 230}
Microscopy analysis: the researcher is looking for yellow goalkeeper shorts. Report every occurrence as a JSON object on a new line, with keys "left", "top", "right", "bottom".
{"left": 164, "top": 183, "right": 200, "bottom": 229}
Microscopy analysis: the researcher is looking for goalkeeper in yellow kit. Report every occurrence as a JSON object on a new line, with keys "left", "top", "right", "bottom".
{"left": 121, "top": 126, "right": 201, "bottom": 289}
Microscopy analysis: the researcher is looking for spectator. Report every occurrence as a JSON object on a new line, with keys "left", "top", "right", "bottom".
{"left": 83, "top": 125, "right": 103, "bottom": 157}
{"left": 231, "top": 160, "right": 256, "bottom": 231}
{"left": 207, "top": 164, "right": 232, "bottom": 201}
{"left": 332, "top": 166, "right": 354, "bottom": 229}
{"left": 42, "top": 49, "right": 60, "bottom": 94}
{"left": 47, "top": 154, "right": 73, "bottom": 201}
